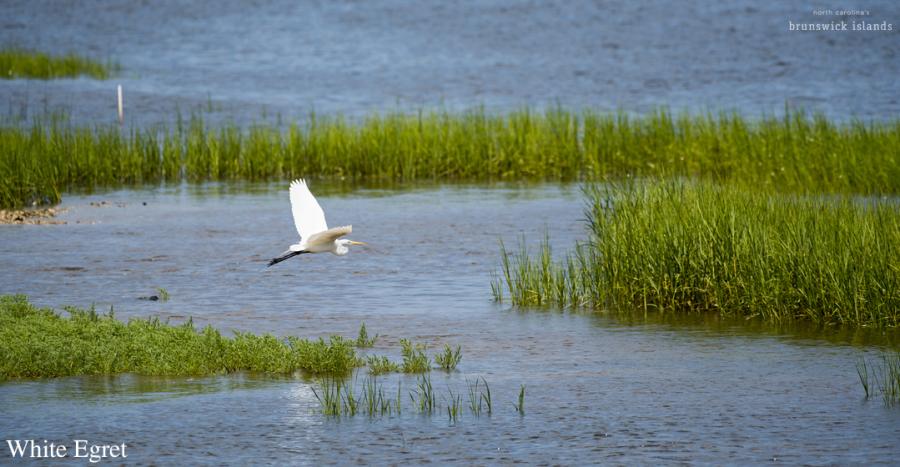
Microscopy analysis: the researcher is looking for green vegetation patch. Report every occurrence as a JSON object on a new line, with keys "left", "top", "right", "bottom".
{"left": 434, "top": 344, "right": 462, "bottom": 371}
{"left": 2, "top": 109, "right": 898, "bottom": 209}
{"left": 399, "top": 338, "right": 431, "bottom": 373}
{"left": 495, "top": 182, "right": 900, "bottom": 327}
{"left": 0, "top": 295, "right": 360, "bottom": 379}
{"left": 354, "top": 322, "right": 377, "bottom": 348}
{"left": 365, "top": 355, "right": 400, "bottom": 375}
{"left": 0, "top": 47, "right": 117, "bottom": 80}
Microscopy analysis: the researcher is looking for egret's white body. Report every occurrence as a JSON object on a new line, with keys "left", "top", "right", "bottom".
{"left": 268, "top": 179, "right": 365, "bottom": 267}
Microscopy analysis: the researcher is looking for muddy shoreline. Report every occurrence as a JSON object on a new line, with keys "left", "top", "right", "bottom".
{"left": 0, "top": 207, "right": 66, "bottom": 225}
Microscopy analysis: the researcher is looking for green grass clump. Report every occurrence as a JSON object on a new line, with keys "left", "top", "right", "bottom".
{"left": 495, "top": 182, "right": 900, "bottom": 327}
{"left": 365, "top": 355, "right": 400, "bottom": 375}
{"left": 355, "top": 322, "right": 377, "bottom": 348}
{"left": 434, "top": 344, "right": 462, "bottom": 371}
{"left": 0, "top": 295, "right": 359, "bottom": 379}
{"left": 2, "top": 109, "right": 899, "bottom": 209}
{"left": 400, "top": 338, "right": 431, "bottom": 373}
{"left": 466, "top": 377, "right": 492, "bottom": 416}
{"left": 411, "top": 374, "right": 436, "bottom": 413}
{"left": 0, "top": 47, "right": 117, "bottom": 80}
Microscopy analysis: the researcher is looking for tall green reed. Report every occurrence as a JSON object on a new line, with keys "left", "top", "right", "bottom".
{"left": 495, "top": 181, "right": 900, "bottom": 327}
{"left": 2, "top": 109, "right": 898, "bottom": 209}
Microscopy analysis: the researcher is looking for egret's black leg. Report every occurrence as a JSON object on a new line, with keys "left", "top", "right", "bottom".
{"left": 267, "top": 250, "right": 308, "bottom": 267}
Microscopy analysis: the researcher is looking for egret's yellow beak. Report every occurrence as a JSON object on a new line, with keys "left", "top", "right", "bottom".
{"left": 348, "top": 240, "right": 368, "bottom": 246}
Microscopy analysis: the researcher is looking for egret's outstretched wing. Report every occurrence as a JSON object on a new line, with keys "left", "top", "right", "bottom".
{"left": 305, "top": 225, "right": 352, "bottom": 249}
{"left": 289, "top": 179, "right": 328, "bottom": 240}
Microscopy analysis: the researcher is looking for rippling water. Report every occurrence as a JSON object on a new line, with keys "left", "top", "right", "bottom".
{"left": 1, "top": 185, "right": 898, "bottom": 464}
{"left": 1, "top": 0, "right": 898, "bottom": 126}
{"left": 2, "top": 0, "right": 900, "bottom": 463}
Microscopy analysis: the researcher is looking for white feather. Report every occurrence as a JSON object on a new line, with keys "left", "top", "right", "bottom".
{"left": 289, "top": 179, "right": 328, "bottom": 242}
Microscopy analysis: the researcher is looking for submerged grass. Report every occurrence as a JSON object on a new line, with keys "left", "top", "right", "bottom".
{"left": 365, "top": 355, "right": 400, "bottom": 375}
{"left": 446, "top": 387, "right": 462, "bottom": 423}
{"left": 514, "top": 385, "right": 526, "bottom": 415}
{"left": 0, "top": 47, "right": 117, "bottom": 80}
{"left": 0, "top": 295, "right": 360, "bottom": 379}
{"left": 858, "top": 353, "right": 900, "bottom": 406}
{"left": 466, "top": 377, "right": 492, "bottom": 416}
{"left": 355, "top": 322, "right": 377, "bottom": 348}
{"left": 156, "top": 287, "right": 170, "bottom": 302}
{"left": 411, "top": 374, "right": 436, "bottom": 413}
{"left": 314, "top": 375, "right": 398, "bottom": 417}
{"left": 495, "top": 182, "right": 900, "bottom": 327}
{"left": 400, "top": 338, "right": 431, "bottom": 373}
{"left": 2, "top": 109, "right": 898, "bottom": 208}
{"left": 435, "top": 344, "right": 462, "bottom": 371}
{"left": 313, "top": 374, "right": 514, "bottom": 419}
{"left": 311, "top": 377, "right": 344, "bottom": 416}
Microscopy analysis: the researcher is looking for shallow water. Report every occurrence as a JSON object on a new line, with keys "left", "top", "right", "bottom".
{"left": 1, "top": 185, "right": 899, "bottom": 464}
{"left": 1, "top": 0, "right": 899, "bottom": 126}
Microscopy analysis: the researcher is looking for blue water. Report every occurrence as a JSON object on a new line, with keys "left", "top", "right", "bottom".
{"left": 1, "top": 0, "right": 898, "bottom": 127}
{"left": 1, "top": 185, "right": 898, "bottom": 464}
{"left": 1, "top": 0, "right": 899, "bottom": 463}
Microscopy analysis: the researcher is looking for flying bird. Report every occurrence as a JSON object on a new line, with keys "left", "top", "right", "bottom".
{"left": 268, "top": 179, "right": 366, "bottom": 267}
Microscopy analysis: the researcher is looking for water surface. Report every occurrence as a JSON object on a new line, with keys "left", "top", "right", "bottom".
{"left": 1, "top": 185, "right": 898, "bottom": 464}
{"left": 1, "top": 0, "right": 898, "bottom": 126}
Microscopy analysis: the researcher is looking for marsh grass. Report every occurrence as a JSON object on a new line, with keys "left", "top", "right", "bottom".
{"left": 313, "top": 374, "right": 517, "bottom": 420}
{"left": 400, "top": 338, "right": 431, "bottom": 373}
{"left": 411, "top": 374, "right": 436, "bottom": 414}
{"left": 355, "top": 322, "right": 377, "bottom": 348}
{"left": 314, "top": 375, "right": 395, "bottom": 417}
{"left": 0, "top": 295, "right": 360, "bottom": 379}
{"left": 858, "top": 353, "right": 900, "bottom": 406}
{"left": 365, "top": 355, "right": 400, "bottom": 375}
{"left": 446, "top": 387, "right": 462, "bottom": 423}
{"left": 481, "top": 378, "right": 493, "bottom": 415}
{"left": 490, "top": 272, "right": 504, "bottom": 303}
{"left": 311, "top": 377, "right": 343, "bottom": 416}
{"left": 857, "top": 359, "right": 870, "bottom": 399}
{"left": 495, "top": 182, "right": 900, "bottom": 327}
{"left": 514, "top": 385, "right": 525, "bottom": 415}
{"left": 2, "top": 109, "right": 899, "bottom": 208}
{"left": 0, "top": 47, "right": 117, "bottom": 80}
{"left": 156, "top": 287, "right": 170, "bottom": 302}
{"left": 342, "top": 379, "right": 359, "bottom": 416}
{"left": 466, "top": 377, "right": 492, "bottom": 416}
{"left": 360, "top": 375, "right": 393, "bottom": 416}
{"left": 435, "top": 344, "right": 462, "bottom": 371}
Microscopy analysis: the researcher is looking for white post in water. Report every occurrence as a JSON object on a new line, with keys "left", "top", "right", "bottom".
{"left": 117, "top": 84, "right": 124, "bottom": 125}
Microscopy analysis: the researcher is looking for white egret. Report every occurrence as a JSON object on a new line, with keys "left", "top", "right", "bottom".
{"left": 267, "top": 179, "right": 366, "bottom": 267}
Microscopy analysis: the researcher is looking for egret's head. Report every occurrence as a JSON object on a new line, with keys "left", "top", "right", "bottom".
{"left": 335, "top": 239, "right": 367, "bottom": 256}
